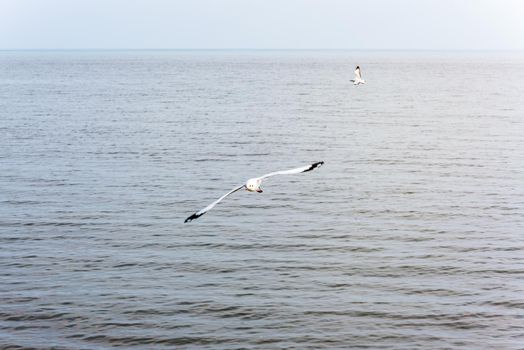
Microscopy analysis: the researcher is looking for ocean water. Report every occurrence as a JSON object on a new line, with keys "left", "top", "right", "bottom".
{"left": 1, "top": 50, "right": 524, "bottom": 349}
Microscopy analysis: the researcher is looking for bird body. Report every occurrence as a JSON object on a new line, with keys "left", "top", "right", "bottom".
{"left": 351, "top": 65, "right": 366, "bottom": 85}
{"left": 185, "top": 161, "right": 324, "bottom": 222}
{"left": 246, "top": 177, "right": 263, "bottom": 192}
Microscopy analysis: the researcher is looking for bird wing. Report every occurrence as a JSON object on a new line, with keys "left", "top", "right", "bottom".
{"left": 184, "top": 184, "right": 245, "bottom": 222}
{"left": 355, "top": 68, "right": 362, "bottom": 80}
{"left": 259, "top": 161, "right": 324, "bottom": 180}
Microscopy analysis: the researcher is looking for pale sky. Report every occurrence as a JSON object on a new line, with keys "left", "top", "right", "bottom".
{"left": 1, "top": 0, "right": 523, "bottom": 50}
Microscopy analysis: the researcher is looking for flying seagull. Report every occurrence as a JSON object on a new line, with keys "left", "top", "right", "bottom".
{"left": 184, "top": 161, "right": 324, "bottom": 222}
{"left": 351, "top": 65, "right": 366, "bottom": 85}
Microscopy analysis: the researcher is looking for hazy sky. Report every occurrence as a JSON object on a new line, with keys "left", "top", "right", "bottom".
{"left": 1, "top": 0, "right": 523, "bottom": 50}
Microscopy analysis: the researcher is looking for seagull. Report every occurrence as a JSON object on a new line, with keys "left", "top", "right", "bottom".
{"left": 184, "top": 161, "right": 324, "bottom": 222}
{"left": 351, "top": 65, "right": 366, "bottom": 85}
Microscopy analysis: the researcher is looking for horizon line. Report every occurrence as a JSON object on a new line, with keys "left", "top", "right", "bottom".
{"left": 1, "top": 48, "right": 523, "bottom": 52}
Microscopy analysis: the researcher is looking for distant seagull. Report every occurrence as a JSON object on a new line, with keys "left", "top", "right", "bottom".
{"left": 184, "top": 161, "right": 324, "bottom": 222}
{"left": 351, "top": 65, "right": 366, "bottom": 85}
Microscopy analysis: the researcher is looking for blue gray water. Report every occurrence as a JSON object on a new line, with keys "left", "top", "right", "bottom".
{"left": 1, "top": 50, "right": 524, "bottom": 349}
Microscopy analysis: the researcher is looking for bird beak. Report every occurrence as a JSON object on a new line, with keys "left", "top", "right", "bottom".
{"left": 257, "top": 189, "right": 263, "bottom": 193}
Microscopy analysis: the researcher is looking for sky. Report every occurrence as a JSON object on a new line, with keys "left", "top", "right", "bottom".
{"left": 1, "top": 0, "right": 523, "bottom": 50}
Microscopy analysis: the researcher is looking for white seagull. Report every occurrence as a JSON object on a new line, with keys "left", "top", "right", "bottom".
{"left": 351, "top": 65, "right": 366, "bottom": 85}
{"left": 184, "top": 161, "right": 324, "bottom": 222}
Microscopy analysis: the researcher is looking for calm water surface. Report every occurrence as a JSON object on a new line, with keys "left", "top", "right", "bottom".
{"left": 1, "top": 51, "right": 524, "bottom": 349}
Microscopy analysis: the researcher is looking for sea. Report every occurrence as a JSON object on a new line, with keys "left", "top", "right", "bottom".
{"left": 1, "top": 50, "right": 523, "bottom": 349}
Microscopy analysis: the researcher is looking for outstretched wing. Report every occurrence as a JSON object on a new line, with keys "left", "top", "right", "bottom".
{"left": 260, "top": 161, "right": 324, "bottom": 180}
{"left": 354, "top": 67, "right": 362, "bottom": 80}
{"left": 184, "top": 184, "right": 245, "bottom": 222}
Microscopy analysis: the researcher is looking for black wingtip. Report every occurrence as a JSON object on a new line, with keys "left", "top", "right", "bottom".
{"left": 184, "top": 212, "right": 204, "bottom": 223}
{"left": 304, "top": 161, "right": 324, "bottom": 173}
